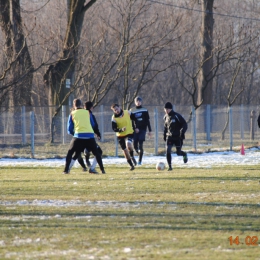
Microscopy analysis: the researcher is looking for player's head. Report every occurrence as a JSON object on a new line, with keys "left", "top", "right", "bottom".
{"left": 164, "top": 102, "right": 173, "bottom": 114}
{"left": 73, "top": 99, "right": 82, "bottom": 109}
{"left": 111, "top": 103, "right": 121, "bottom": 114}
{"left": 85, "top": 101, "right": 93, "bottom": 111}
{"left": 134, "top": 96, "right": 142, "bottom": 106}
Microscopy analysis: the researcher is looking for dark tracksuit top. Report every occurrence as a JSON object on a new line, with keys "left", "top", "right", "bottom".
{"left": 163, "top": 110, "right": 187, "bottom": 141}
{"left": 130, "top": 105, "right": 152, "bottom": 132}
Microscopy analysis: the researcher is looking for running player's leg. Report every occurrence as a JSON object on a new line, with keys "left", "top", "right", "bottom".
{"left": 64, "top": 138, "right": 79, "bottom": 173}
{"left": 137, "top": 130, "right": 146, "bottom": 165}
{"left": 119, "top": 137, "right": 134, "bottom": 170}
{"left": 87, "top": 139, "right": 105, "bottom": 173}
{"left": 133, "top": 132, "right": 139, "bottom": 155}
{"left": 126, "top": 135, "right": 137, "bottom": 166}
{"left": 77, "top": 153, "right": 87, "bottom": 171}
{"left": 175, "top": 139, "right": 188, "bottom": 163}
{"left": 166, "top": 138, "right": 173, "bottom": 171}
{"left": 91, "top": 146, "right": 103, "bottom": 170}
{"left": 138, "top": 141, "right": 144, "bottom": 165}
{"left": 84, "top": 149, "right": 91, "bottom": 167}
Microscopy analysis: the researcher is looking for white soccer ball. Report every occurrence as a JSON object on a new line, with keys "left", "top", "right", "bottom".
{"left": 156, "top": 162, "right": 165, "bottom": 171}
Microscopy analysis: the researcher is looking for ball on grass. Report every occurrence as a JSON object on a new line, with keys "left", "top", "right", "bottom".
{"left": 156, "top": 162, "right": 165, "bottom": 171}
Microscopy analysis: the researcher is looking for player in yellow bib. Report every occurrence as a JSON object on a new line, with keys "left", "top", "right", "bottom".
{"left": 63, "top": 99, "right": 105, "bottom": 174}
{"left": 111, "top": 103, "right": 137, "bottom": 170}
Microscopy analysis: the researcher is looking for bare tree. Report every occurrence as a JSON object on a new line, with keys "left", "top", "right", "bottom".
{"left": 42, "top": 0, "right": 97, "bottom": 142}
{"left": 43, "top": 0, "right": 97, "bottom": 108}
{"left": 0, "top": 0, "right": 34, "bottom": 108}
{"left": 77, "top": 0, "right": 183, "bottom": 109}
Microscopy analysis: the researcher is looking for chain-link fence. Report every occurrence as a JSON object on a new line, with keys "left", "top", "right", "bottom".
{"left": 0, "top": 105, "right": 259, "bottom": 158}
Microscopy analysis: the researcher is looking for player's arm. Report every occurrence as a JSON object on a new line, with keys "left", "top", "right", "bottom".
{"left": 130, "top": 112, "right": 137, "bottom": 132}
{"left": 130, "top": 110, "right": 135, "bottom": 121}
{"left": 111, "top": 119, "right": 125, "bottom": 132}
{"left": 67, "top": 114, "right": 74, "bottom": 135}
{"left": 163, "top": 116, "right": 167, "bottom": 141}
{"left": 146, "top": 111, "right": 152, "bottom": 132}
{"left": 178, "top": 114, "right": 187, "bottom": 139}
{"left": 179, "top": 115, "right": 188, "bottom": 133}
{"left": 91, "top": 113, "right": 101, "bottom": 138}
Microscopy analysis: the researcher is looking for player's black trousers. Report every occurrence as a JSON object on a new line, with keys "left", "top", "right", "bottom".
{"left": 64, "top": 137, "right": 104, "bottom": 172}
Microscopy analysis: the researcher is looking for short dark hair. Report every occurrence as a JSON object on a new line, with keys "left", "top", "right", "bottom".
{"left": 111, "top": 103, "right": 119, "bottom": 109}
{"left": 85, "top": 101, "right": 93, "bottom": 110}
{"left": 73, "top": 99, "right": 82, "bottom": 108}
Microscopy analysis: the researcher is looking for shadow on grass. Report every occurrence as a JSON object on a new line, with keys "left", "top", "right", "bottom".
{"left": 0, "top": 213, "right": 259, "bottom": 232}
{"left": 129, "top": 176, "right": 260, "bottom": 182}
{"left": 1, "top": 200, "right": 260, "bottom": 231}
{"left": 2, "top": 176, "right": 260, "bottom": 184}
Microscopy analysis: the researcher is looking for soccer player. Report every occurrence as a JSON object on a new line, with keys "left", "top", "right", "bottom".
{"left": 63, "top": 99, "right": 105, "bottom": 174}
{"left": 111, "top": 103, "right": 136, "bottom": 170}
{"left": 130, "top": 96, "right": 152, "bottom": 165}
{"left": 163, "top": 102, "right": 188, "bottom": 171}
{"left": 69, "top": 101, "right": 104, "bottom": 174}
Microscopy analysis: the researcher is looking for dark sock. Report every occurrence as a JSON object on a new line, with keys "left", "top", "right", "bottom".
{"left": 127, "top": 159, "right": 133, "bottom": 166}
{"left": 78, "top": 157, "right": 86, "bottom": 169}
{"left": 139, "top": 151, "right": 143, "bottom": 162}
{"left": 166, "top": 153, "right": 171, "bottom": 166}
{"left": 96, "top": 153, "right": 104, "bottom": 171}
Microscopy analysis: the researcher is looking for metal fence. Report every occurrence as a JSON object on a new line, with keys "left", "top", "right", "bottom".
{"left": 0, "top": 105, "right": 259, "bottom": 158}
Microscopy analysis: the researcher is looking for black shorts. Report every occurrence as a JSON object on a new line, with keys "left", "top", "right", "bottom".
{"left": 69, "top": 137, "right": 100, "bottom": 156}
{"left": 166, "top": 137, "right": 183, "bottom": 148}
{"left": 134, "top": 130, "right": 146, "bottom": 142}
{"left": 118, "top": 134, "right": 134, "bottom": 150}
{"left": 85, "top": 144, "right": 103, "bottom": 155}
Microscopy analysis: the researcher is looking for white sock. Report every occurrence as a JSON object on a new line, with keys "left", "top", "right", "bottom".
{"left": 91, "top": 157, "right": 97, "bottom": 169}
{"left": 69, "top": 159, "right": 75, "bottom": 171}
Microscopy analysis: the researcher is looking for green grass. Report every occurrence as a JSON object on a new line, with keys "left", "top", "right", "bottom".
{"left": 0, "top": 166, "right": 260, "bottom": 259}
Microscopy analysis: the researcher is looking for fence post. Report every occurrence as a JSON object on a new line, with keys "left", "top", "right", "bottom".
{"left": 21, "top": 106, "right": 26, "bottom": 144}
{"left": 154, "top": 108, "right": 158, "bottom": 155}
{"left": 240, "top": 104, "right": 244, "bottom": 140}
{"left": 206, "top": 104, "right": 211, "bottom": 141}
{"left": 30, "top": 111, "right": 35, "bottom": 157}
{"left": 62, "top": 105, "right": 66, "bottom": 144}
{"left": 192, "top": 106, "right": 197, "bottom": 151}
{"left": 100, "top": 105, "right": 104, "bottom": 142}
{"left": 229, "top": 107, "right": 233, "bottom": 150}
{"left": 250, "top": 110, "right": 256, "bottom": 140}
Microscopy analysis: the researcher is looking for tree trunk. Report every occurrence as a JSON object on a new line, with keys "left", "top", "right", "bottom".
{"left": 0, "top": 0, "right": 33, "bottom": 108}
{"left": 197, "top": 0, "right": 214, "bottom": 106}
{"left": 43, "top": 0, "right": 97, "bottom": 142}
{"left": 44, "top": 0, "right": 97, "bottom": 107}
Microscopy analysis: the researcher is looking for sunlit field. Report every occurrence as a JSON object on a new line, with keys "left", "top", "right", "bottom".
{"left": 0, "top": 165, "right": 260, "bottom": 260}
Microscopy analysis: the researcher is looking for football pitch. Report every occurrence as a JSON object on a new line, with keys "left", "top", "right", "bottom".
{"left": 0, "top": 165, "right": 259, "bottom": 259}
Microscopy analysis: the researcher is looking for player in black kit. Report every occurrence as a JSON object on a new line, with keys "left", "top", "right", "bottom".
{"left": 130, "top": 96, "right": 152, "bottom": 165}
{"left": 163, "top": 102, "right": 188, "bottom": 171}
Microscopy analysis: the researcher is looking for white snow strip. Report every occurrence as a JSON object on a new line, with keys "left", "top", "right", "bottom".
{"left": 0, "top": 148, "right": 260, "bottom": 168}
